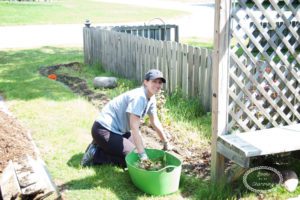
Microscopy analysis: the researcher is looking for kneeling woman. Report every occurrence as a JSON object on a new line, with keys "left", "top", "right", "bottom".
{"left": 81, "top": 69, "right": 172, "bottom": 167}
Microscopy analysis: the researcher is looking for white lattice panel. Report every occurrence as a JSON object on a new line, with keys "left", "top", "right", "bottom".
{"left": 228, "top": 0, "right": 300, "bottom": 133}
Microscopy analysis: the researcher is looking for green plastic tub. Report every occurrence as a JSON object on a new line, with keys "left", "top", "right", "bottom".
{"left": 125, "top": 148, "right": 182, "bottom": 196}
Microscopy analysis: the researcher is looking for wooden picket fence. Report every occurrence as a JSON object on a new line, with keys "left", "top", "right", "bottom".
{"left": 83, "top": 26, "right": 213, "bottom": 111}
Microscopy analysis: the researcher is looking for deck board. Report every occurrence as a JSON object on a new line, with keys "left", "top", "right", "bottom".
{"left": 217, "top": 124, "right": 300, "bottom": 158}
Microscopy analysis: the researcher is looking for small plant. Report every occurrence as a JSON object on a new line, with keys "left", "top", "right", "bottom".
{"left": 156, "top": 89, "right": 171, "bottom": 126}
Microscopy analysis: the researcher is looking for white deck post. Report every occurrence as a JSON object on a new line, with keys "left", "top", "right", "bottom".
{"left": 211, "top": 0, "right": 232, "bottom": 182}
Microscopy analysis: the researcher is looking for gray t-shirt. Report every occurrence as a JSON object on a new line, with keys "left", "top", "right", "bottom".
{"left": 96, "top": 86, "right": 157, "bottom": 135}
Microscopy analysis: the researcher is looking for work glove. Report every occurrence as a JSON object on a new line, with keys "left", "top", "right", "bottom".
{"left": 162, "top": 141, "right": 173, "bottom": 151}
{"left": 165, "top": 131, "right": 172, "bottom": 139}
{"left": 138, "top": 152, "right": 149, "bottom": 161}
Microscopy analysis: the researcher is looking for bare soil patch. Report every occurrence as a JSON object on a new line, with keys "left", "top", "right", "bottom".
{"left": 0, "top": 111, "right": 37, "bottom": 173}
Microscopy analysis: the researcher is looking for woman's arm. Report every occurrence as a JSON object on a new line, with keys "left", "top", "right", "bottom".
{"left": 129, "top": 113, "right": 145, "bottom": 154}
{"left": 149, "top": 114, "right": 169, "bottom": 143}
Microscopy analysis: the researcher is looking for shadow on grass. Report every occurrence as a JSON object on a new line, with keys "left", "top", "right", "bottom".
{"left": 64, "top": 153, "right": 235, "bottom": 200}
{"left": 179, "top": 174, "right": 235, "bottom": 200}
{"left": 64, "top": 153, "right": 143, "bottom": 200}
{"left": 67, "top": 153, "right": 83, "bottom": 169}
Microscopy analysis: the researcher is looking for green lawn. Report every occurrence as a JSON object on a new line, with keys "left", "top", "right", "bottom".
{"left": 0, "top": 0, "right": 188, "bottom": 26}
{"left": 181, "top": 37, "right": 213, "bottom": 49}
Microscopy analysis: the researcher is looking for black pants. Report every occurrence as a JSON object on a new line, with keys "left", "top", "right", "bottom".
{"left": 91, "top": 121, "right": 135, "bottom": 167}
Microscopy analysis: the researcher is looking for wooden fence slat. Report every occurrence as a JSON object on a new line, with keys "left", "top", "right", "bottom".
{"left": 161, "top": 41, "right": 167, "bottom": 90}
{"left": 154, "top": 39, "right": 158, "bottom": 69}
{"left": 182, "top": 44, "right": 188, "bottom": 97}
{"left": 150, "top": 39, "right": 155, "bottom": 69}
{"left": 114, "top": 32, "right": 118, "bottom": 73}
{"left": 142, "top": 39, "right": 147, "bottom": 79}
{"left": 165, "top": 41, "right": 171, "bottom": 92}
{"left": 157, "top": 41, "right": 163, "bottom": 76}
{"left": 145, "top": 39, "right": 150, "bottom": 75}
{"left": 205, "top": 51, "right": 213, "bottom": 112}
{"left": 203, "top": 48, "right": 210, "bottom": 106}
{"left": 95, "top": 29, "right": 100, "bottom": 65}
{"left": 117, "top": 33, "right": 122, "bottom": 74}
{"left": 136, "top": 37, "right": 141, "bottom": 82}
{"left": 108, "top": 32, "right": 112, "bottom": 72}
{"left": 177, "top": 43, "right": 183, "bottom": 89}
{"left": 83, "top": 27, "right": 87, "bottom": 64}
{"left": 99, "top": 29, "right": 103, "bottom": 67}
{"left": 193, "top": 47, "right": 200, "bottom": 97}
{"left": 200, "top": 48, "right": 208, "bottom": 105}
{"left": 131, "top": 35, "right": 136, "bottom": 79}
{"left": 188, "top": 46, "right": 194, "bottom": 97}
{"left": 109, "top": 31, "right": 113, "bottom": 72}
{"left": 104, "top": 31, "right": 109, "bottom": 71}
{"left": 122, "top": 33, "right": 127, "bottom": 77}
{"left": 125, "top": 34, "right": 129, "bottom": 78}
{"left": 100, "top": 30, "right": 104, "bottom": 66}
{"left": 171, "top": 41, "right": 177, "bottom": 93}
{"left": 90, "top": 28, "right": 95, "bottom": 63}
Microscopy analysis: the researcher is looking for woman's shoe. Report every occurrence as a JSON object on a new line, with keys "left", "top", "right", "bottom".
{"left": 81, "top": 143, "right": 97, "bottom": 167}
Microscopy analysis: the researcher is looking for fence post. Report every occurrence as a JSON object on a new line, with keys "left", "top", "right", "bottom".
{"left": 83, "top": 20, "right": 92, "bottom": 65}
{"left": 211, "top": 0, "right": 232, "bottom": 182}
{"left": 174, "top": 25, "right": 179, "bottom": 42}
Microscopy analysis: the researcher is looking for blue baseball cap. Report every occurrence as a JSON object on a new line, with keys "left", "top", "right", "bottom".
{"left": 144, "top": 69, "right": 166, "bottom": 83}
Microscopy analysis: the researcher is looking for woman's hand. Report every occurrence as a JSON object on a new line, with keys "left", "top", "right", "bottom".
{"left": 138, "top": 152, "right": 149, "bottom": 161}
{"left": 162, "top": 141, "right": 173, "bottom": 151}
